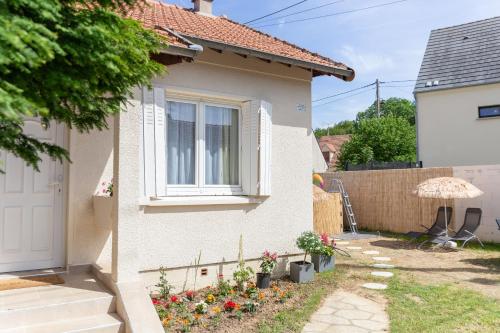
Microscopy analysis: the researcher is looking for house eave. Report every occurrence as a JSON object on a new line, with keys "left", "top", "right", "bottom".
{"left": 414, "top": 78, "right": 500, "bottom": 95}
{"left": 177, "top": 35, "right": 355, "bottom": 81}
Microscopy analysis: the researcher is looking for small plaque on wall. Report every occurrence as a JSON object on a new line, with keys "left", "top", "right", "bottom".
{"left": 296, "top": 104, "right": 306, "bottom": 113}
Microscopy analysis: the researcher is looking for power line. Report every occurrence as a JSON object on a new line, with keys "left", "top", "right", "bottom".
{"left": 313, "top": 83, "right": 375, "bottom": 102}
{"left": 254, "top": 0, "right": 410, "bottom": 28}
{"left": 243, "top": 0, "right": 309, "bottom": 25}
{"left": 380, "top": 79, "right": 416, "bottom": 83}
{"left": 249, "top": 0, "right": 346, "bottom": 26}
{"left": 313, "top": 87, "right": 376, "bottom": 108}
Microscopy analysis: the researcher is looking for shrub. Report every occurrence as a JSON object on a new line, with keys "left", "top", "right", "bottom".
{"left": 296, "top": 231, "right": 323, "bottom": 263}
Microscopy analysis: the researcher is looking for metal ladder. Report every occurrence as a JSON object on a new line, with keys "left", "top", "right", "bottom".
{"left": 331, "top": 179, "right": 358, "bottom": 234}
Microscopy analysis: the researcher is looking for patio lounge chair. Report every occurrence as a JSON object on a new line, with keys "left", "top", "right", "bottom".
{"left": 406, "top": 206, "right": 452, "bottom": 241}
{"left": 429, "top": 208, "right": 484, "bottom": 249}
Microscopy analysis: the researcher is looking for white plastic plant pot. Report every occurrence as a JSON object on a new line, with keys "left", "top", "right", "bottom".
{"left": 92, "top": 195, "right": 113, "bottom": 230}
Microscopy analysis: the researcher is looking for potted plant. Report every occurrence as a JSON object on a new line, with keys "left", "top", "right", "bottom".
{"left": 256, "top": 250, "right": 277, "bottom": 289}
{"left": 290, "top": 231, "right": 323, "bottom": 283}
{"left": 311, "top": 233, "right": 335, "bottom": 273}
{"left": 92, "top": 179, "right": 113, "bottom": 230}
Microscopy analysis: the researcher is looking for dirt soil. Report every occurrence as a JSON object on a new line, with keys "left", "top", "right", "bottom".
{"left": 334, "top": 236, "right": 500, "bottom": 300}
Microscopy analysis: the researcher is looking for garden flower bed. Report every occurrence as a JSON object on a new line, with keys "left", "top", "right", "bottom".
{"left": 151, "top": 274, "right": 298, "bottom": 332}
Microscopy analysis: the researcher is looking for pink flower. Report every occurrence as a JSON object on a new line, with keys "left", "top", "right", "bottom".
{"left": 185, "top": 290, "right": 195, "bottom": 300}
{"left": 152, "top": 298, "right": 161, "bottom": 305}
{"left": 320, "top": 233, "right": 330, "bottom": 246}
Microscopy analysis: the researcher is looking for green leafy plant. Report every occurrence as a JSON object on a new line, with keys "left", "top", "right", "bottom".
{"left": 155, "top": 266, "right": 173, "bottom": 299}
{"left": 260, "top": 250, "right": 278, "bottom": 274}
{"left": 216, "top": 274, "right": 233, "bottom": 296}
{"left": 233, "top": 235, "right": 254, "bottom": 291}
{"left": 313, "top": 233, "right": 334, "bottom": 256}
{"left": 242, "top": 301, "right": 259, "bottom": 313}
{"left": 0, "top": 0, "right": 165, "bottom": 172}
{"left": 296, "top": 231, "right": 323, "bottom": 263}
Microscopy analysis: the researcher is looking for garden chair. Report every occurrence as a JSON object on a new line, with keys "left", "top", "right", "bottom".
{"left": 428, "top": 208, "right": 484, "bottom": 249}
{"left": 406, "top": 206, "right": 452, "bottom": 242}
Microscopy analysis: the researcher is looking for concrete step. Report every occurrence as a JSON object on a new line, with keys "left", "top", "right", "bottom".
{"left": 0, "top": 272, "right": 118, "bottom": 330}
{"left": 0, "top": 313, "right": 124, "bottom": 333}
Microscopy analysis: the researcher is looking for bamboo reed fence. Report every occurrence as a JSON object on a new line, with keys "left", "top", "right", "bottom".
{"left": 321, "top": 168, "right": 454, "bottom": 233}
{"left": 313, "top": 185, "right": 343, "bottom": 235}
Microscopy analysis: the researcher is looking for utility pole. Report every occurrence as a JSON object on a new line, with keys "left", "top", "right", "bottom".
{"left": 375, "top": 78, "right": 381, "bottom": 117}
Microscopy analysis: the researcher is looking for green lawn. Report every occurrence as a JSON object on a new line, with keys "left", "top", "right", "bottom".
{"left": 385, "top": 275, "right": 500, "bottom": 333}
{"left": 257, "top": 267, "right": 348, "bottom": 333}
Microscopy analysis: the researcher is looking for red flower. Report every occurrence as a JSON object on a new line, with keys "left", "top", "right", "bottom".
{"left": 186, "top": 290, "right": 195, "bottom": 300}
{"left": 224, "top": 300, "right": 237, "bottom": 312}
{"left": 152, "top": 298, "right": 161, "bottom": 305}
{"left": 170, "top": 295, "right": 179, "bottom": 303}
{"left": 217, "top": 274, "right": 224, "bottom": 279}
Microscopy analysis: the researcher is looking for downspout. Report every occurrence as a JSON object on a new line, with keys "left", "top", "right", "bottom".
{"left": 414, "top": 90, "right": 420, "bottom": 166}
{"left": 155, "top": 26, "right": 204, "bottom": 53}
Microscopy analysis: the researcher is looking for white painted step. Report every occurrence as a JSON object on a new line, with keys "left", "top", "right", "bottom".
{"left": 0, "top": 313, "right": 124, "bottom": 333}
{"left": 0, "top": 273, "right": 117, "bottom": 330}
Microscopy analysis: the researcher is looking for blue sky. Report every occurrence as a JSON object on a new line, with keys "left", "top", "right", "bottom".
{"left": 165, "top": 0, "right": 500, "bottom": 128}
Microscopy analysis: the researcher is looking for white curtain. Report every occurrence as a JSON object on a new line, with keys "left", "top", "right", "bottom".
{"left": 205, "top": 106, "right": 239, "bottom": 185}
{"left": 166, "top": 101, "right": 196, "bottom": 185}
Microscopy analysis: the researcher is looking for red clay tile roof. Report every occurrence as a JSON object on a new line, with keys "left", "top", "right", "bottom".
{"left": 125, "top": 1, "right": 354, "bottom": 79}
{"left": 318, "top": 135, "right": 351, "bottom": 167}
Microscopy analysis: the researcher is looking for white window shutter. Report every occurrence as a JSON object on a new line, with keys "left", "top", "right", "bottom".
{"left": 153, "top": 87, "right": 166, "bottom": 196}
{"left": 259, "top": 101, "right": 272, "bottom": 196}
{"left": 241, "top": 101, "right": 259, "bottom": 195}
{"left": 142, "top": 87, "right": 156, "bottom": 197}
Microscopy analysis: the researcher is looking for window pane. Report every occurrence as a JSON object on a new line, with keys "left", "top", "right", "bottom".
{"left": 479, "top": 105, "right": 500, "bottom": 118}
{"left": 205, "top": 106, "right": 239, "bottom": 185}
{"left": 166, "top": 101, "right": 196, "bottom": 185}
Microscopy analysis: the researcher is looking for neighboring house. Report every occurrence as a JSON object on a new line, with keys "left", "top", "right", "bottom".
{"left": 0, "top": 1, "right": 354, "bottom": 332}
{"left": 318, "top": 135, "right": 351, "bottom": 169}
{"left": 415, "top": 16, "right": 500, "bottom": 167}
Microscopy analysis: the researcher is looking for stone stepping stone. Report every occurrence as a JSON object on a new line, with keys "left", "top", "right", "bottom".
{"left": 373, "top": 256, "right": 391, "bottom": 261}
{"left": 362, "top": 283, "right": 388, "bottom": 290}
{"left": 362, "top": 250, "right": 380, "bottom": 255}
{"left": 371, "top": 271, "right": 394, "bottom": 278}
{"left": 372, "top": 263, "right": 395, "bottom": 269}
{"left": 346, "top": 246, "right": 362, "bottom": 250}
{"left": 335, "top": 241, "right": 349, "bottom": 245}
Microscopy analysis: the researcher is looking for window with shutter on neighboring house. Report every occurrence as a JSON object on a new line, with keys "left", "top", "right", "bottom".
{"left": 142, "top": 88, "right": 272, "bottom": 198}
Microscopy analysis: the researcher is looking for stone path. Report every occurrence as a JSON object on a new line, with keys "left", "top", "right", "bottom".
{"left": 302, "top": 291, "right": 389, "bottom": 333}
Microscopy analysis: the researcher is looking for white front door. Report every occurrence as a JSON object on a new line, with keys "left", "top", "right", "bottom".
{"left": 0, "top": 120, "right": 65, "bottom": 273}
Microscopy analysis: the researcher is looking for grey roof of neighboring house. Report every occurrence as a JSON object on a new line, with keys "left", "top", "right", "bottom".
{"left": 414, "top": 16, "right": 500, "bottom": 93}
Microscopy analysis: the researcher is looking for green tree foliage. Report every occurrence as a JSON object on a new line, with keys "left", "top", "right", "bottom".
{"left": 0, "top": 0, "right": 165, "bottom": 171}
{"left": 356, "top": 97, "right": 416, "bottom": 125}
{"left": 314, "top": 120, "right": 355, "bottom": 138}
{"left": 336, "top": 116, "right": 416, "bottom": 169}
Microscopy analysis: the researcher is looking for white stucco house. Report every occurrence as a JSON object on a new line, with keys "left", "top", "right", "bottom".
{"left": 0, "top": 0, "right": 354, "bottom": 331}
{"left": 415, "top": 16, "right": 500, "bottom": 167}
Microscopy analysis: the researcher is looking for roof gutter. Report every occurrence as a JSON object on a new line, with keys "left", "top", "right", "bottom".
{"left": 155, "top": 25, "right": 204, "bottom": 57}
{"left": 180, "top": 35, "right": 355, "bottom": 81}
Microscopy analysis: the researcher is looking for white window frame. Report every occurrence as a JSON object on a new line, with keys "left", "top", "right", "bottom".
{"left": 165, "top": 94, "right": 244, "bottom": 196}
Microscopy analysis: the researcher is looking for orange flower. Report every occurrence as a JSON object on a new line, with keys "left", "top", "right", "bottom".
{"left": 194, "top": 313, "right": 202, "bottom": 321}
{"left": 258, "top": 292, "right": 265, "bottom": 300}
{"left": 234, "top": 303, "right": 241, "bottom": 311}
{"left": 161, "top": 318, "right": 170, "bottom": 327}
{"left": 229, "top": 289, "right": 235, "bottom": 295}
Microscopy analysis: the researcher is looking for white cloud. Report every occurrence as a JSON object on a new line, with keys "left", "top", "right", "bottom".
{"left": 340, "top": 45, "right": 394, "bottom": 74}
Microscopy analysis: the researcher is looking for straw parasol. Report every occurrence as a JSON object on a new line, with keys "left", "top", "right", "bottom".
{"left": 413, "top": 177, "right": 483, "bottom": 236}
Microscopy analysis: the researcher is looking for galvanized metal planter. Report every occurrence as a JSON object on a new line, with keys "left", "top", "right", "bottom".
{"left": 311, "top": 254, "right": 335, "bottom": 273}
{"left": 290, "top": 261, "right": 314, "bottom": 283}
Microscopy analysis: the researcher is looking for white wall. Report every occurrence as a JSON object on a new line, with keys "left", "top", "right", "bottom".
{"left": 108, "top": 50, "right": 315, "bottom": 285}
{"left": 67, "top": 121, "right": 114, "bottom": 267}
{"left": 453, "top": 164, "right": 500, "bottom": 242}
{"left": 416, "top": 83, "right": 500, "bottom": 167}
{"left": 312, "top": 137, "right": 328, "bottom": 173}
